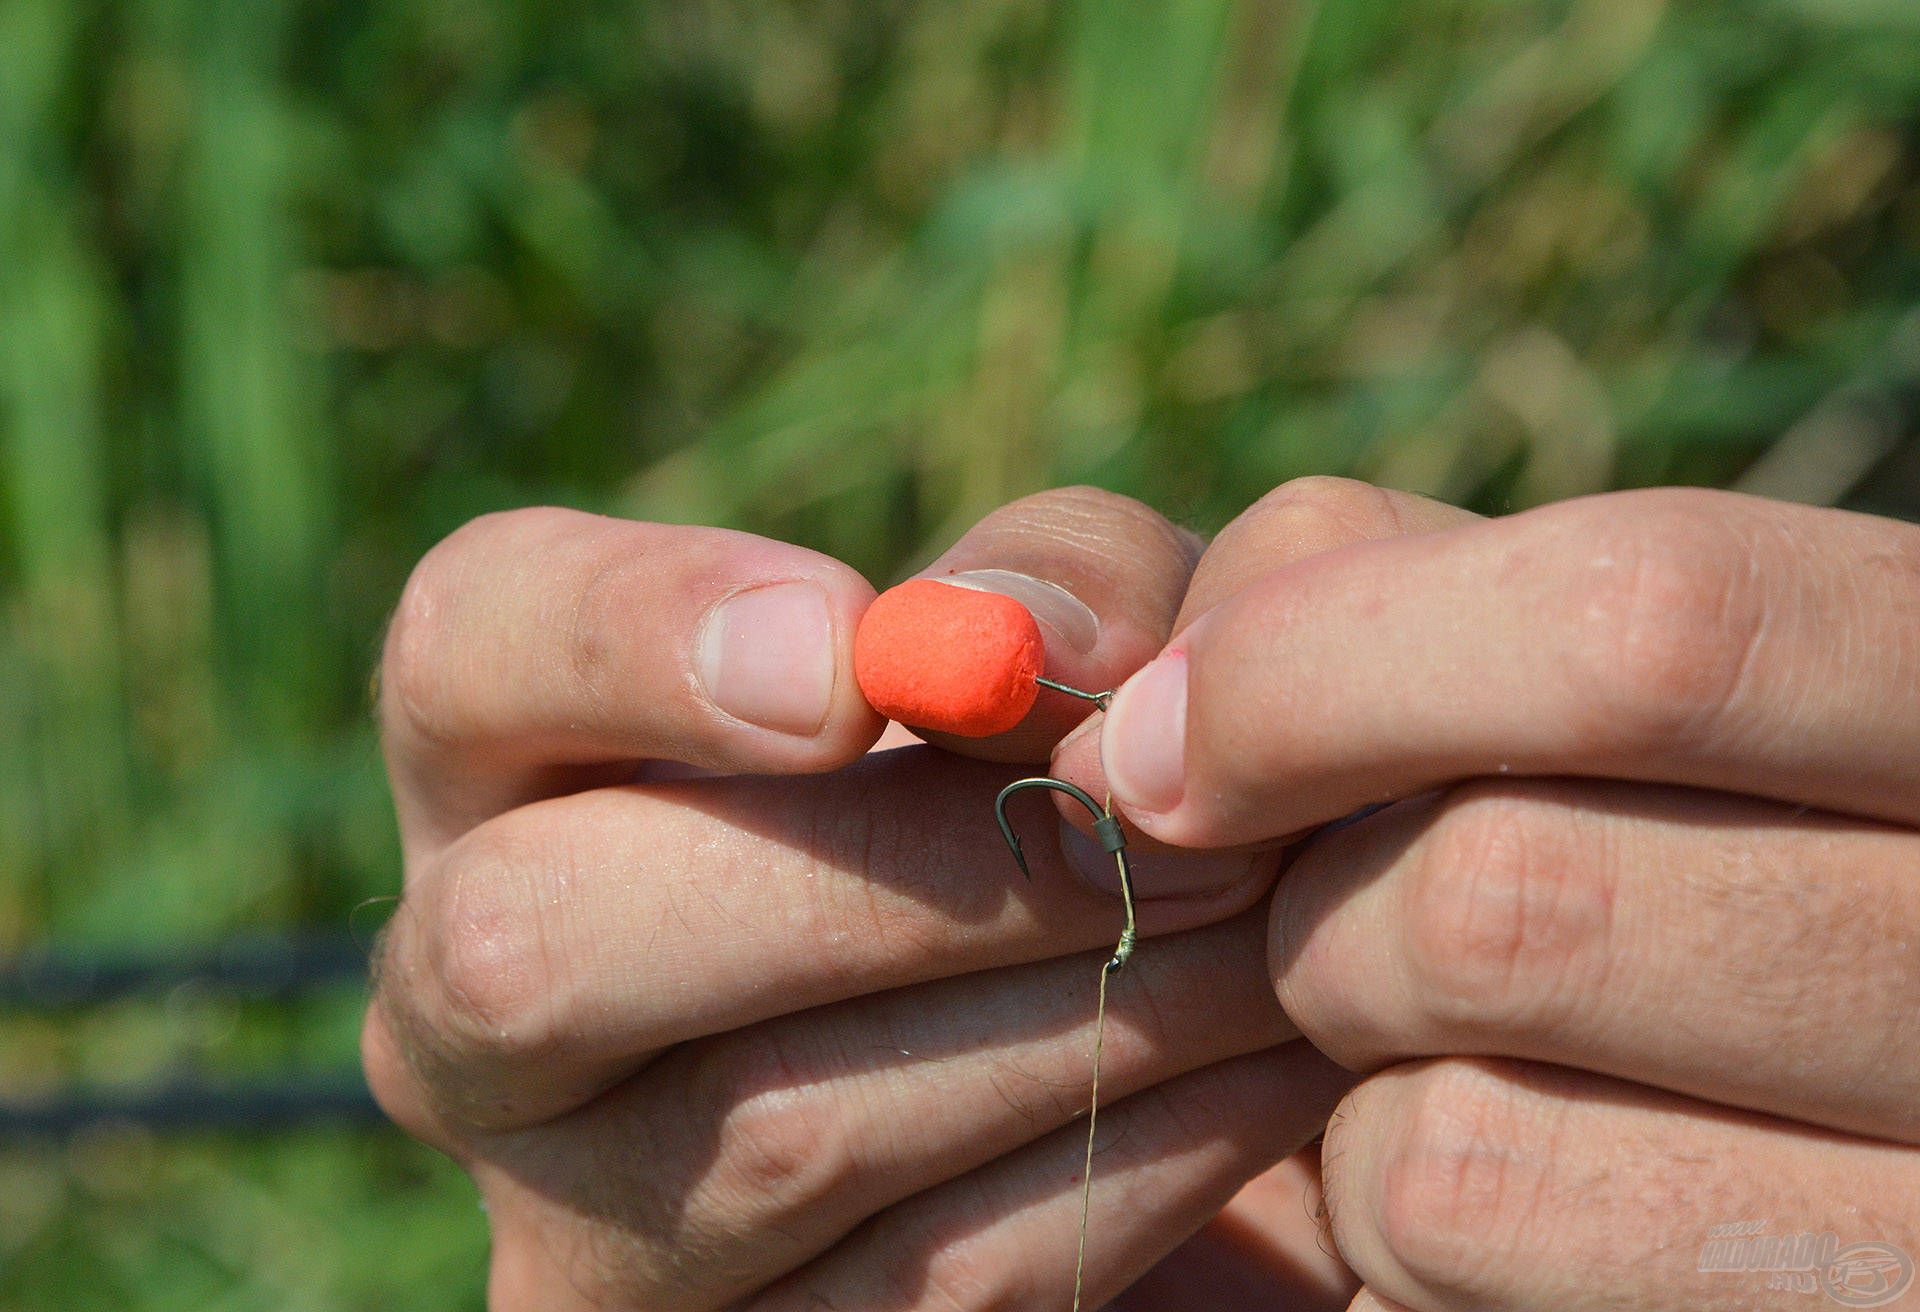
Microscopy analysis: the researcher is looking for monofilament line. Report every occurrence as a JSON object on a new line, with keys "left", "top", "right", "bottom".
{"left": 1071, "top": 955, "right": 1113, "bottom": 1312}
{"left": 989, "top": 770, "right": 1138, "bottom": 1312}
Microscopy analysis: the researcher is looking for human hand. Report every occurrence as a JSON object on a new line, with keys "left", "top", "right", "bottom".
{"left": 363, "top": 490, "right": 1347, "bottom": 1310}
{"left": 1092, "top": 477, "right": 1479, "bottom": 1311}
{"left": 1080, "top": 479, "right": 1920, "bottom": 1311}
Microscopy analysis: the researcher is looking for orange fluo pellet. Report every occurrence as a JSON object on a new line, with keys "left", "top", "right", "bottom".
{"left": 854, "top": 579, "right": 1043, "bottom": 736}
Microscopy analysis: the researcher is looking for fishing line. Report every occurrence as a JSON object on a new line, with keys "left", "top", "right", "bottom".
{"left": 1071, "top": 945, "right": 1112, "bottom": 1312}
{"left": 852, "top": 579, "right": 1144, "bottom": 1304}
{"left": 994, "top": 773, "right": 1137, "bottom": 1310}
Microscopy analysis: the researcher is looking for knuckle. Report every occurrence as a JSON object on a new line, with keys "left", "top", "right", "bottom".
{"left": 1010, "top": 482, "right": 1164, "bottom": 529}
{"left": 1375, "top": 1060, "right": 1542, "bottom": 1295}
{"left": 1250, "top": 475, "right": 1412, "bottom": 544}
{"left": 1318, "top": 1075, "right": 1380, "bottom": 1242}
{"left": 912, "top": 1233, "right": 1012, "bottom": 1312}
{"left": 993, "top": 483, "right": 1198, "bottom": 565}
{"left": 1545, "top": 495, "right": 1764, "bottom": 755}
{"left": 1401, "top": 783, "right": 1614, "bottom": 1036}
{"left": 1270, "top": 816, "right": 1405, "bottom": 1065}
{"left": 829, "top": 1222, "right": 1013, "bottom": 1312}
{"left": 1268, "top": 839, "right": 1324, "bottom": 1039}
{"left": 1196, "top": 477, "right": 1409, "bottom": 607}
{"left": 365, "top": 904, "right": 449, "bottom": 1103}
{"left": 380, "top": 507, "right": 585, "bottom": 747}
{"left": 359, "top": 989, "right": 439, "bottom": 1144}
{"left": 698, "top": 1035, "right": 851, "bottom": 1223}
{"left": 382, "top": 537, "right": 469, "bottom": 749}
{"left": 417, "top": 828, "right": 564, "bottom": 1078}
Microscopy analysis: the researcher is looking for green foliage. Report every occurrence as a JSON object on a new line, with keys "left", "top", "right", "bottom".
{"left": 2, "top": 0, "right": 1918, "bottom": 1304}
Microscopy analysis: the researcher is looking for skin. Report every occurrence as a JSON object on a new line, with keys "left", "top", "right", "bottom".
{"left": 373, "top": 473, "right": 1920, "bottom": 1310}
{"left": 1078, "top": 479, "right": 1920, "bottom": 1311}
{"left": 365, "top": 487, "right": 1356, "bottom": 1311}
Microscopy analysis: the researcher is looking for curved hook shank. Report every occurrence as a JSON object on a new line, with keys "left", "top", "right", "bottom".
{"left": 993, "top": 775, "right": 1136, "bottom": 972}
{"left": 994, "top": 777, "right": 1114, "bottom": 880}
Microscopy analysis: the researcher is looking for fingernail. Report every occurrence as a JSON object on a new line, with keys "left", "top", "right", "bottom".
{"left": 1060, "top": 820, "right": 1254, "bottom": 898}
{"left": 696, "top": 580, "right": 836, "bottom": 735}
{"left": 939, "top": 569, "right": 1099, "bottom": 654}
{"left": 1102, "top": 651, "right": 1187, "bottom": 814}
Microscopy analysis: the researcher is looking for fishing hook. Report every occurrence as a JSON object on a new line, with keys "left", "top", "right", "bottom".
{"left": 994, "top": 777, "right": 1137, "bottom": 973}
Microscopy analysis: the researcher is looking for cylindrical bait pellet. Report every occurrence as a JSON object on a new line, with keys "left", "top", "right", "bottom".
{"left": 854, "top": 578, "right": 1043, "bottom": 736}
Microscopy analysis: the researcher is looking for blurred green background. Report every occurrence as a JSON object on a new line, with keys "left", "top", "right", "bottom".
{"left": 4, "top": 0, "right": 1920, "bottom": 1306}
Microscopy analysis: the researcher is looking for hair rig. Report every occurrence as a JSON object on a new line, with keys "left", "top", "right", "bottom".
{"left": 853, "top": 576, "right": 1141, "bottom": 1309}
{"left": 852, "top": 577, "right": 1136, "bottom": 972}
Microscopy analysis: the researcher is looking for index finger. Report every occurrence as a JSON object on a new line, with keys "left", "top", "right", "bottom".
{"left": 1101, "top": 487, "right": 1920, "bottom": 846}
{"left": 1052, "top": 478, "right": 1479, "bottom": 806}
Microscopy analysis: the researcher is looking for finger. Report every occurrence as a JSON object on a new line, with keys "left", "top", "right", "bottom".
{"left": 1113, "top": 1151, "right": 1360, "bottom": 1312}
{"left": 1348, "top": 1290, "right": 1416, "bottom": 1312}
{"left": 476, "top": 912, "right": 1294, "bottom": 1310}
{"left": 1271, "top": 781, "right": 1920, "bottom": 1143}
{"left": 902, "top": 485, "right": 1203, "bottom": 763}
{"left": 370, "top": 748, "right": 1278, "bottom": 1130}
{"left": 381, "top": 508, "right": 884, "bottom": 853}
{"left": 1053, "top": 478, "right": 1478, "bottom": 812}
{"left": 1177, "top": 477, "right": 1478, "bottom": 631}
{"left": 1322, "top": 1057, "right": 1920, "bottom": 1312}
{"left": 1099, "top": 488, "right": 1920, "bottom": 846}
{"left": 747, "top": 1042, "right": 1355, "bottom": 1312}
